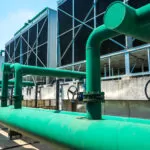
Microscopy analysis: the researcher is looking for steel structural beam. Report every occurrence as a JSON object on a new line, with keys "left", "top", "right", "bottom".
{"left": 58, "top": 0, "right": 125, "bottom": 63}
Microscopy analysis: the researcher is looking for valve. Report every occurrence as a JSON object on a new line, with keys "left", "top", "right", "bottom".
{"left": 67, "top": 85, "right": 78, "bottom": 102}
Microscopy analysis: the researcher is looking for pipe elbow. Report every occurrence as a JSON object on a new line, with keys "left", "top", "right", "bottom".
{"left": 86, "top": 26, "right": 104, "bottom": 50}
{"left": 11, "top": 63, "right": 23, "bottom": 73}
{"left": 86, "top": 25, "right": 118, "bottom": 51}
{"left": 2, "top": 63, "right": 11, "bottom": 74}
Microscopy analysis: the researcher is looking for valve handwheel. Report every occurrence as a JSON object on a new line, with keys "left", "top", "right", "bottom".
{"left": 145, "top": 80, "right": 150, "bottom": 100}
{"left": 67, "top": 85, "right": 78, "bottom": 101}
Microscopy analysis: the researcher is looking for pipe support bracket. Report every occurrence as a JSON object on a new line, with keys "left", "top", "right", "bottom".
{"left": 83, "top": 92, "right": 105, "bottom": 102}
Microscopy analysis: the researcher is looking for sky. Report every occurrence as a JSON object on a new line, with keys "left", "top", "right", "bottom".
{"left": 0, "top": 0, "right": 57, "bottom": 50}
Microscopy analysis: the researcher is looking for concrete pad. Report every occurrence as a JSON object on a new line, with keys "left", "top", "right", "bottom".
{"left": 0, "top": 126, "right": 57, "bottom": 150}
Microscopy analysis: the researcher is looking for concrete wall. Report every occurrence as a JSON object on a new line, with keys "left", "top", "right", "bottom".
{"left": 102, "top": 76, "right": 150, "bottom": 100}
{"left": 62, "top": 100, "right": 150, "bottom": 119}
{"left": 23, "top": 76, "right": 150, "bottom": 101}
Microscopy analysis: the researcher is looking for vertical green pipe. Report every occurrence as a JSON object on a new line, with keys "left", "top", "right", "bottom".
{"left": 85, "top": 25, "right": 119, "bottom": 119}
{"left": 1, "top": 63, "right": 11, "bottom": 107}
{"left": 85, "top": 2, "right": 150, "bottom": 120}
{"left": 13, "top": 64, "right": 23, "bottom": 109}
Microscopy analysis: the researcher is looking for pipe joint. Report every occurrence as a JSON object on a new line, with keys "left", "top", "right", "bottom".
{"left": 11, "top": 63, "right": 23, "bottom": 74}
{"left": 13, "top": 95, "right": 23, "bottom": 109}
{"left": 84, "top": 92, "right": 105, "bottom": 103}
{"left": 2, "top": 63, "right": 11, "bottom": 74}
{"left": 0, "top": 96, "right": 8, "bottom": 107}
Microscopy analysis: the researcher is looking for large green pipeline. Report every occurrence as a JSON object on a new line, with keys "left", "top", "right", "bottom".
{"left": 85, "top": 2, "right": 150, "bottom": 119}
{"left": 1, "top": 107, "right": 150, "bottom": 150}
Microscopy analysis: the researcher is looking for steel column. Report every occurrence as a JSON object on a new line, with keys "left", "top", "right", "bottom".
{"left": 94, "top": 0, "right": 97, "bottom": 28}
{"left": 125, "top": 52, "right": 130, "bottom": 75}
{"left": 56, "top": 79, "right": 60, "bottom": 110}
{"left": 108, "top": 57, "right": 111, "bottom": 77}
{"left": 72, "top": 0, "right": 75, "bottom": 71}
{"left": 20, "top": 37, "right": 23, "bottom": 64}
{"left": 34, "top": 84, "right": 38, "bottom": 108}
{"left": 104, "top": 65, "right": 107, "bottom": 77}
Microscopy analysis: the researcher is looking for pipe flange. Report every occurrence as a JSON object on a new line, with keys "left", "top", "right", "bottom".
{"left": 0, "top": 96, "right": 8, "bottom": 101}
{"left": 12, "top": 95, "right": 24, "bottom": 101}
{"left": 83, "top": 92, "right": 105, "bottom": 102}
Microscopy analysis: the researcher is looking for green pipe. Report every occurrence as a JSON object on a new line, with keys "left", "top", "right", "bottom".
{"left": 1, "top": 107, "right": 150, "bottom": 149}
{"left": 0, "top": 85, "right": 13, "bottom": 88}
{"left": 104, "top": 2, "right": 150, "bottom": 42}
{"left": 85, "top": 2, "right": 150, "bottom": 119}
{"left": 0, "top": 80, "right": 34, "bottom": 87}
{"left": 1, "top": 63, "right": 10, "bottom": 107}
{"left": 9, "top": 63, "right": 85, "bottom": 108}
{"left": 10, "top": 63, "right": 86, "bottom": 78}
{"left": 1, "top": 63, "right": 34, "bottom": 107}
{"left": 85, "top": 25, "right": 119, "bottom": 120}
{"left": 14, "top": 65, "right": 23, "bottom": 109}
{"left": 0, "top": 2, "right": 150, "bottom": 149}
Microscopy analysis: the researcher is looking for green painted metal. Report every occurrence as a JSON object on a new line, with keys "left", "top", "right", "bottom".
{"left": 13, "top": 64, "right": 23, "bottom": 109}
{"left": 1, "top": 107, "right": 150, "bottom": 149}
{"left": 0, "top": 80, "right": 34, "bottom": 87}
{"left": 1, "top": 63, "right": 11, "bottom": 107}
{"left": 14, "top": 7, "right": 49, "bottom": 35}
{"left": 85, "top": 25, "right": 118, "bottom": 120}
{"left": 1, "top": 63, "right": 34, "bottom": 107}
{"left": 10, "top": 63, "right": 86, "bottom": 78}
{"left": 0, "top": 2, "right": 150, "bottom": 149}
{"left": 85, "top": 2, "right": 150, "bottom": 119}
{"left": 104, "top": 1, "right": 150, "bottom": 43}
{"left": 8, "top": 63, "right": 85, "bottom": 108}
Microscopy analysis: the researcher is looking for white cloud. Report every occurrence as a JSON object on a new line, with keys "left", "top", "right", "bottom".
{"left": 0, "top": 9, "right": 35, "bottom": 49}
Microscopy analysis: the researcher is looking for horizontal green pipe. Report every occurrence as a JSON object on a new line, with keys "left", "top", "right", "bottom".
{"left": 0, "top": 80, "right": 34, "bottom": 87}
{"left": 0, "top": 85, "right": 14, "bottom": 88}
{"left": 7, "top": 63, "right": 85, "bottom": 108}
{"left": 104, "top": 2, "right": 150, "bottom": 43}
{"left": 1, "top": 107, "right": 150, "bottom": 149}
{"left": 10, "top": 63, "right": 86, "bottom": 79}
